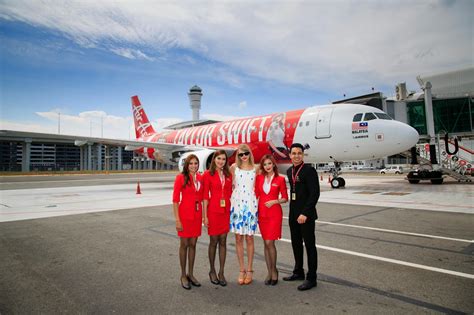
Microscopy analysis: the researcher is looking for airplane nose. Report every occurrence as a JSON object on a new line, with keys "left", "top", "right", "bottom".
{"left": 402, "top": 124, "right": 419, "bottom": 148}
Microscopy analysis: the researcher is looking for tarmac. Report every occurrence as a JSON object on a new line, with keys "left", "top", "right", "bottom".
{"left": 0, "top": 172, "right": 473, "bottom": 314}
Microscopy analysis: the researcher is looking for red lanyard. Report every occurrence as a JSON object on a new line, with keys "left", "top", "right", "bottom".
{"left": 291, "top": 163, "right": 303, "bottom": 188}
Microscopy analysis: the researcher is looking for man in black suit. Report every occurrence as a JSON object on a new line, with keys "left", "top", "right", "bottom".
{"left": 283, "top": 143, "right": 320, "bottom": 290}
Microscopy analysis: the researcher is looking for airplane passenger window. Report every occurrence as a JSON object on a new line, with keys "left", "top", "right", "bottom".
{"left": 305, "top": 121, "right": 309, "bottom": 126}
{"left": 287, "top": 123, "right": 291, "bottom": 129}
{"left": 353, "top": 113, "right": 363, "bottom": 122}
{"left": 374, "top": 113, "right": 393, "bottom": 120}
{"left": 363, "top": 113, "right": 377, "bottom": 121}
{"left": 299, "top": 122, "right": 303, "bottom": 127}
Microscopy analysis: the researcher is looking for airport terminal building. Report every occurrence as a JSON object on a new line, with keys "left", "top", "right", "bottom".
{"left": 0, "top": 131, "right": 173, "bottom": 172}
{"left": 1, "top": 69, "right": 472, "bottom": 172}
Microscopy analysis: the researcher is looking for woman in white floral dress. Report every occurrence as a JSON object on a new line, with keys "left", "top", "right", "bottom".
{"left": 230, "top": 144, "right": 259, "bottom": 285}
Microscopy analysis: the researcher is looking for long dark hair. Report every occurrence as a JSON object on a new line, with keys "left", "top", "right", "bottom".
{"left": 209, "top": 150, "right": 230, "bottom": 177}
{"left": 182, "top": 154, "right": 199, "bottom": 188}
{"left": 259, "top": 154, "right": 279, "bottom": 177}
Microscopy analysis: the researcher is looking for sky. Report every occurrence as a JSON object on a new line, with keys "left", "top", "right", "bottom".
{"left": 0, "top": 0, "right": 472, "bottom": 140}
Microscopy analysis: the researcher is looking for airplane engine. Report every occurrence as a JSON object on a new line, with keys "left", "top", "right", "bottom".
{"left": 178, "top": 149, "right": 216, "bottom": 173}
{"left": 152, "top": 150, "right": 166, "bottom": 163}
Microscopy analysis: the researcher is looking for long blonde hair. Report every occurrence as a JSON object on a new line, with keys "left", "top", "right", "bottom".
{"left": 236, "top": 144, "right": 255, "bottom": 168}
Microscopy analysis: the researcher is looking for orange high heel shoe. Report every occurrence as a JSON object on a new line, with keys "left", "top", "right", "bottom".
{"left": 244, "top": 270, "right": 253, "bottom": 285}
{"left": 238, "top": 270, "right": 246, "bottom": 285}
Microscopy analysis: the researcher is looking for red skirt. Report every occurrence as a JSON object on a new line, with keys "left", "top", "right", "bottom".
{"left": 207, "top": 211, "right": 230, "bottom": 236}
{"left": 178, "top": 218, "right": 202, "bottom": 238}
{"left": 258, "top": 215, "right": 282, "bottom": 240}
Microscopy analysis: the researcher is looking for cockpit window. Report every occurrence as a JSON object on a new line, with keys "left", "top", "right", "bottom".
{"left": 374, "top": 113, "right": 393, "bottom": 120}
{"left": 352, "top": 113, "right": 363, "bottom": 122}
{"left": 363, "top": 113, "right": 377, "bottom": 121}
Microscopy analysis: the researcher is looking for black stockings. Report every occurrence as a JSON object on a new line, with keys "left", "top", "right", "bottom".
{"left": 209, "top": 234, "right": 227, "bottom": 278}
{"left": 264, "top": 240, "right": 278, "bottom": 280}
{"left": 179, "top": 237, "right": 198, "bottom": 279}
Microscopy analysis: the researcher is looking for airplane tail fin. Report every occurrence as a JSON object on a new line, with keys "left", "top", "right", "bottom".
{"left": 131, "top": 95, "right": 156, "bottom": 138}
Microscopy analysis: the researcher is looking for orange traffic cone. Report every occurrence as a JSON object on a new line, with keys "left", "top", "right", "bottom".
{"left": 320, "top": 175, "right": 323, "bottom": 181}
{"left": 328, "top": 175, "right": 332, "bottom": 183}
{"left": 136, "top": 181, "right": 142, "bottom": 194}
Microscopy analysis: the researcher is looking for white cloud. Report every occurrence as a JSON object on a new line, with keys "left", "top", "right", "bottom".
{"left": 34, "top": 110, "right": 133, "bottom": 139}
{"left": 110, "top": 47, "right": 154, "bottom": 61}
{"left": 0, "top": 0, "right": 472, "bottom": 93}
{"left": 1, "top": 110, "right": 246, "bottom": 138}
{"left": 2, "top": 109, "right": 183, "bottom": 139}
{"left": 0, "top": 119, "right": 56, "bottom": 134}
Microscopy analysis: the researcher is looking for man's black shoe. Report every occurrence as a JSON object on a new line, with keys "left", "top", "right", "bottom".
{"left": 283, "top": 274, "right": 305, "bottom": 281}
{"left": 297, "top": 280, "right": 317, "bottom": 291}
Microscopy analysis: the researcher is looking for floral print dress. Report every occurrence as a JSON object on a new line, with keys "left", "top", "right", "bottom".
{"left": 230, "top": 167, "right": 259, "bottom": 235}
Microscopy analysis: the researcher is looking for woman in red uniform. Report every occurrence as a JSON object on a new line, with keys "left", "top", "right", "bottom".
{"left": 202, "top": 150, "right": 233, "bottom": 286}
{"left": 255, "top": 154, "right": 288, "bottom": 285}
{"left": 172, "top": 154, "right": 203, "bottom": 290}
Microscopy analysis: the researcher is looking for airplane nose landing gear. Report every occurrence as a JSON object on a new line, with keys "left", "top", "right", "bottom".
{"left": 329, "top": 161, "right": 345, "bottom": 188}
{"left": 330, "top": 177, "right": 345, "bottom": 188}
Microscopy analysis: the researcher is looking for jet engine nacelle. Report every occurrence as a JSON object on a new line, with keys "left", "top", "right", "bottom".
{"left": 178, "top": 149, "right": 216, "bottom": 173}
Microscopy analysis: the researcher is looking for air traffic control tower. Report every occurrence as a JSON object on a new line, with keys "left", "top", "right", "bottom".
{"left": 188, "top": 85, "right": 202, "bottom": 121}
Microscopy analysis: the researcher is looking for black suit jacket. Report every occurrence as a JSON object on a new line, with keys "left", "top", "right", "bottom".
{"left": 286, "top": 163, "right": 320, "bottom": 221}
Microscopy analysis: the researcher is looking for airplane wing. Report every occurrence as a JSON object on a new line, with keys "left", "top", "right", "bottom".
{"left": 73, "top": 136, "right": 185, "bottom": 151}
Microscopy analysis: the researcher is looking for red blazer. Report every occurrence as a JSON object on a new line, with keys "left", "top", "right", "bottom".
{"left": 255, "top": 174, "right": 288, "bottom": 218}
{"left": 173, "top": 173, "right": 203, "bottom": 221}
{"left": 202, "top": 170, "right": 233, "bottom": 214}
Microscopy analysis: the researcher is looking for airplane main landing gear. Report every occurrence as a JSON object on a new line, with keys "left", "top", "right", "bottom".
{"left": 329, "top": 161, "right": 346, "bottom": 189}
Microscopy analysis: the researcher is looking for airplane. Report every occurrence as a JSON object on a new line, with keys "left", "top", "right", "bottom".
{"left": 129, "top": 95, "right": 419, "bottom": 188}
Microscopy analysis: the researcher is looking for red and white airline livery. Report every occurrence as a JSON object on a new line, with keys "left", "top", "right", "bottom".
{"left": 129, "top": 95, "right": 419, "bottom": 188}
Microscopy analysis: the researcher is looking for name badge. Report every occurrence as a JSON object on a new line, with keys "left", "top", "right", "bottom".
{"left": 292, "top": 193, "right": 296, "bottom": 201}
{"left": 220, "top": 199, "right": 226, "bottom": 207}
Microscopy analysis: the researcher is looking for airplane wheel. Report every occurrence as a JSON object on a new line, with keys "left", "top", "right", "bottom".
{"left": 431, "top": 179, "right": 443, "bottom": 184}
{"left": 408, "top": 179, "right": 420, "bottom": 184}
{"left": 339, "top": 177, "right": 346, "bottom": 187}
{"left": 331, "top": 177, "right": 341, "bottom": 189}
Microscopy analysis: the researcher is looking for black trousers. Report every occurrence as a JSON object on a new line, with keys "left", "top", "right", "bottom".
{"left": 288, "top": 218, "right": 318, "bottom": 281}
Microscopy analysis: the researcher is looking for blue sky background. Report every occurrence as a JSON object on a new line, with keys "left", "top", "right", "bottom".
{"left": 0, "top": 0, "right": 472, "bottom": 139}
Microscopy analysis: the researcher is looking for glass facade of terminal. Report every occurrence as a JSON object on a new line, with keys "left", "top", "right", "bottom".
{"left": 407, "top": 97, "right": 473, "bottom": 135}
{"left": 0, "top": 141, "right": 134, "bottom": 171}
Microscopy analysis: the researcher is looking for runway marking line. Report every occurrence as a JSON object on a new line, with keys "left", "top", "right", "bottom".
{"left": 255, "top": 233, "right": 474, "bottom": 280}
{"left": 320, "top": 197, "right": 474, "bottom": 210}
{"left": 283, "top": 216, "right": 473, "bottom": 243}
